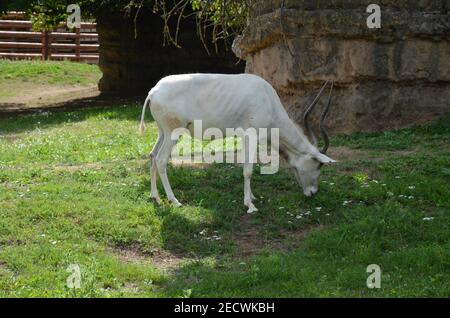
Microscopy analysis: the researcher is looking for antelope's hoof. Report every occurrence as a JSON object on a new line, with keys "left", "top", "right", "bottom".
{"left": 247, "top": 206, "right": 258, "bottom": 214}
{"left": 171, "top": 200, "right": 182, "bottom": 208}
{"left": 151, "top": 196, "right": 161, "bottom": 205}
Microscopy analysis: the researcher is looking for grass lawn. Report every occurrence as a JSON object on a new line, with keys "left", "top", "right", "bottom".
{"left": 0, "top": 103, "right": 448, "bottom": 297}
{"left": 0, "top": 60, "right": 101, "bottom": 108}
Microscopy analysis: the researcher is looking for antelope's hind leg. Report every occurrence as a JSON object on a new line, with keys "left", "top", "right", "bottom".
{"left": 149, "top": 128, "right": 164, "bottom": 204}
{"left": 155, "top": 131, "right": 182, "bottom": 207}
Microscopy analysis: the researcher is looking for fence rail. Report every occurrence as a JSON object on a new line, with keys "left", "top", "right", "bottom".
{"left": 0, "top": 13, "right": 99, "bottom": 63}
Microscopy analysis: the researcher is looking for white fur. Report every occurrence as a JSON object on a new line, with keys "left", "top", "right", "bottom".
{"left": 140, "top": 73, "right": 335, "bottom": 213}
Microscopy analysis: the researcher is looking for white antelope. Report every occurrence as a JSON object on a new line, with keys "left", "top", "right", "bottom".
{"left": 139, "top": 73, "right": 336, "bottom": 213}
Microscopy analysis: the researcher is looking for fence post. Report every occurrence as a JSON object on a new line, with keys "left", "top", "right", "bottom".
{"left": 48, "top": 31, "right": 52, "bottom": 60}
{"left": 0, "top": 16, "right": 98, "bottom": 63}
{"left": 41, "top": 30, "right": 49, "bottom": 60}
{"left": 75, "top": 27, "right": 80, "bottom": 61}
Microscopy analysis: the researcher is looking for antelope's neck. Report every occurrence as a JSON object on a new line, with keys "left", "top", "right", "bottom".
{"left": 277, "top": 115, "right": 316, "bottom": 156}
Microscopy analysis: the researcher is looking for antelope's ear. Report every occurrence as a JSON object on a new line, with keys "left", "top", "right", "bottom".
{"left": 314, "top": 152, "right": 337, "bottom": 165}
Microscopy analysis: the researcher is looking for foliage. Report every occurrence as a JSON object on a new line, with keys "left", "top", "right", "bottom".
{"left": 6, "top": 0, "right": 251, "bottom": 46}
{"left": 156, "top": 0, "right": 251, "bottom": 50}
{"left": 0, "top": 0, "right": 33, "bottom": 13}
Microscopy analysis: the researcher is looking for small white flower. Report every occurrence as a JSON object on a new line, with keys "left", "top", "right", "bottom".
{"left": 382, "top": 184, "right": 387, "bottom": 187}
{"left": 408, "top": 196, "right": 414, "bottom": 199}
{"left": 423, "top": 217, "right": 434, "bottom": 221}
{"left": 315, "top": 207, "right": 322, "bottom": 211}
{"left": 329, "top": 182, "right": 335, "bottom": 186}
{"left": 408, "top": 186, "right": 415, "bottom": 190}
{"left": 395, "top": 176, "right": 400, "bottom": 179}
{"left": 279, "top": 207, "right": 284, "bottom": 210}
{"left": 296, "top": 215, "right": 302, "bottom": 219}
{"left": 51, "top": 241, "right": 57, "bottom": 245}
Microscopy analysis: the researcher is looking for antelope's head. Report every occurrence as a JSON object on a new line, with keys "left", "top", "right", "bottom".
{"left": 285, "top": 81, "right": 337, "bottom": 197}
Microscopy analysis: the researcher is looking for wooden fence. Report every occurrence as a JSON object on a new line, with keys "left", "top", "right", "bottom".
{"left": 0, "top": 12, "right": 99, "bottom": 63}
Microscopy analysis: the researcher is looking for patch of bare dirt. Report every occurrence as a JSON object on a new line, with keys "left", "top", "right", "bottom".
{"left": 0, "top": 261, "right": 14, "bottom": 277}
{"left": 53, "top": 162, "right": 104, "bottom": 172}
{"left": 149, "top": 250, "right": 190, "bottom": 270}
{"left": 329, "top": 145, "right": 419, "bottom": 162}
{"left": 0, "top": 133, "right": 21, "bottom": 142}
{"left": 232, "top": 214, "right": 323, "bottom": 258}
{"left": 327, "top": 146, "right": 369, "bottom": 161}
{"left": 111, "top": 244, "right": 192, "bottom": 272}
{"left": 0, "top": 85, "right": 100, "bottom": 112}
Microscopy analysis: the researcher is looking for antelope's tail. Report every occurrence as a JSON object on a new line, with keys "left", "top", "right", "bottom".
{"left": 139, "top": 95, "right": 151, "bottom": 135}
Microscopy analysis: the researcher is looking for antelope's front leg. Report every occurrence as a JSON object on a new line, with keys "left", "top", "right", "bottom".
{"left": 243, "top": 162, "right": 258, "bottom": 214}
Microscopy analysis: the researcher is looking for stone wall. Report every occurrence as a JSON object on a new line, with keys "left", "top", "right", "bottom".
{"left": 233, "top": 0, "right": 450, "bottom": 133}
{"left": 97, "top": 8, "right": 243, "bottom": 94}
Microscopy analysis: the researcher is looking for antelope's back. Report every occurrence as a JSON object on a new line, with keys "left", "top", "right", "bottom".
{"left": 148, "top": 73, "right": 282, "bottom": 131}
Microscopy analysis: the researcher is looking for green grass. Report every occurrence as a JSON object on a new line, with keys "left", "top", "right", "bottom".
{"left": 0, "top": 105, "right": 448, "bottom": 297}
{"left": 0, "top": 60, "right": 101, "bottom": 101}
{"left": 0, "top": 60, "right": 101, "bottom": 86}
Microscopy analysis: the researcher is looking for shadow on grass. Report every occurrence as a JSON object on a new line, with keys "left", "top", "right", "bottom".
{"left": 134, "top": 159, "right": 312, "bottom": 263}
{"left": 135, "top": 163, "right": 249, "bottom": 257}
{"left": 0, "top": 94, "right": 149, "bottom": 134}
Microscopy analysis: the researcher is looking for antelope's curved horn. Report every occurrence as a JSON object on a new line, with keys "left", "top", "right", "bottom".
{"left": 303, "top": 80, "right": 329, "bottom": 146}
{"left": 319, "top": 81, "right": 334, "bottom": 154}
